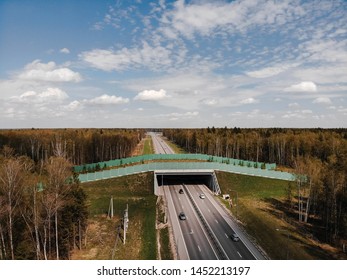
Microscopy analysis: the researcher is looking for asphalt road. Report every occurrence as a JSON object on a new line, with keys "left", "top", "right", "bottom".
{"left": 187, "top": 184, "right": 256, "bottom": 260}
{"left": 167, "top": 185, "right": 218, "bottom": 260}
{"left": 150, "top": 132, "right": 175, "bottom": 154}
{"left": 150, "top": 131, "right": 262, "bottom": 260}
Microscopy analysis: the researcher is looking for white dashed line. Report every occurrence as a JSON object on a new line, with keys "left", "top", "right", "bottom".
{"left": 237, "top": 251, "right": 242, "bottom": 258}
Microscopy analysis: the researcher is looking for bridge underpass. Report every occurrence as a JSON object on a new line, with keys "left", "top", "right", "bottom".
{"left": 154, "top": 170, "right": 264, "bottom": 260}
{"left": 154, "top": 170, "right": 221, "bottom": 195}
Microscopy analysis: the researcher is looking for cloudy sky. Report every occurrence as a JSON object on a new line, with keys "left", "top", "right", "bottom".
{"left": 0, "top": 0, "right": 346, "bottom": 128}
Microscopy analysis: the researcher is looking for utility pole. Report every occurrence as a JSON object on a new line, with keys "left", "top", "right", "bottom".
{"left": 108, "top": 196, "right": 114, "bottom": 219}
{"left": 123, "top": 204, "right": 129, "bottom": 244}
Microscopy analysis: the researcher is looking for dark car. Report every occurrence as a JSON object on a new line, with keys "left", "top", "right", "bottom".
{"left": 179, "top": 212, "right": 186, "bottom": 220}
{"left": 179, "top": 189, "right": 184, "bottom": 194}
{"left": 231, "top": 233, "right": 240, "bottom": 241}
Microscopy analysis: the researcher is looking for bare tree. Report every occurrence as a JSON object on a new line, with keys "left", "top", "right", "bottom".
{"left": 45, "top": 156, "right": 72, "bottom": 260}
{"left": 0, "top": 156, "right": 31, "bottom": 259}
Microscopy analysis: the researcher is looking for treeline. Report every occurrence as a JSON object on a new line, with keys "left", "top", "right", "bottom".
{"left": 163, "top": 127, "right": 347, "bottom": 166}
{"left": 0, "top": 128, "right": 145, "bottom": 165}
{"left": 163, "top": 127, "right": 347, "bottom": 246}
{"left": 0, "top": 146, "right": 88, "bottom": 260}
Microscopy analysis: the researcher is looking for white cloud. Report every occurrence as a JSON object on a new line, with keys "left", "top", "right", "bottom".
{"left": 11, "top": 88, "right": 68, "bottom": 104}
{"left": 284, "top": 81, "right": 317, "bottom": 92}
{"left": 64, "top": 100, "right": 82, "bottom": 111}
{"left": 134, "top": 89, "right": 168, "bottom": 101}
{"left": 159, "top": 0, "right": 305, "bottom": 39}
{"left": 246, "top": 65, "right": 294, "bottom": 78}
{"left": 18, "top": 60, "right": 82, "bottom": 82}
{"left": 201, "top": 99, "right": 218, "bottom": 106}
{"left": 80, "top": 42, "right": 171, "bottom": 71}
{"left": 84, "top": 94, "right": 129, "bottom": 105}
{"left": 313, "top": 97, "right": 332, "bottom": 104}
{"left": 293, "top": 66, "right": 347, "bottom": 84}
{"left": 164, "top": 111, "right": 199, "bottom": 121}
{"left": 288, "top": 102, "right": 300, "bottom": 108}
{"left": 60, "top": 48, "right": 70, "bottom": 54}
{"left": 240, "top": 97, "right": 259, "bottom": 104}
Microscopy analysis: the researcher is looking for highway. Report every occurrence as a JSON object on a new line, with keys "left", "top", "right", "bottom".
{"left": 150, "top": 132, "right": 175, "bottom": 154}
{"left": 167, "top": 185, "right": 218, "bottom": 260}
{"left": 150, "top": 132, "right": 260, "bottom": 260}
{"left": 186, "top": 184, "right": 255, "bottom": 260}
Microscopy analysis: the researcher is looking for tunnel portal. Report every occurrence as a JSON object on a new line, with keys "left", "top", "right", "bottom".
{"left": 154, "top": 170, "right": 221, "bottom": 195}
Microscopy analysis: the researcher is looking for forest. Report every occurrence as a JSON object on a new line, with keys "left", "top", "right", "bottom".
{"left": 0, "top": 146, "right": 88, "bottom": 260}
{"left": 163, "top": 127, "right": 347, "bottom": 248}
{"left": 1, "top": 127, "right": 346, "bottom": 259}
{"left": 0, "top": 128, "right": 144, "bottom": 260}
{"left": 0, "top": 128, "right": 145, "bottom": 165}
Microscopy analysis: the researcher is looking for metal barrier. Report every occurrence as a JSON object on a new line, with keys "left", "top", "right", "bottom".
{"left": 78, "top": 161, "right": 295, "bottom": 183}
{"left": 74, "top": 153, "right": 276, "bottom": 173}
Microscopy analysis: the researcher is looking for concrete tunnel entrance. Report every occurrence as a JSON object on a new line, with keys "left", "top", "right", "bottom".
{"left": 154, "top": 170, "right": 221, "bottom": 195}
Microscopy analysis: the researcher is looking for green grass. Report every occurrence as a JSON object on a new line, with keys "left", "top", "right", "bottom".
{"left": 143, "top": 136, "right": 154, "bottom": 155}
{"left": 164, "top": 139, "right": 185, "bottom": 153}
{"left": 159, "top": 226, "right": 173, "bottom": 260}
{"left": 79, "top": 173, "right": 157, "bottom": 260}
{"left": 76, "top": 170, "right": 341, "bottom": 260}
{"left": 216, "top": 171, "right": 338, "bottom": 259}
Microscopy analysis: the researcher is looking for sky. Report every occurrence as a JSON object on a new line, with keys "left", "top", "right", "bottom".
{"left": 0, "top": 0, "right": 346, "bottom": 128}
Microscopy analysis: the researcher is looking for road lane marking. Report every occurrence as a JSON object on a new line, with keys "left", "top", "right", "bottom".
{"left": 198, "top": 245, "right": 201, "bottom": 252}
{"left": 208, "top": 208, "right": 211, "bottom": 213}
{"left": 225, "top": 233, "right": 229, "bottom": 239}
{"left": 215, "top": 219, "right": 219, "bottom": 224}
{"left": 237, "top": 251, "right": 242, "bottom": 258}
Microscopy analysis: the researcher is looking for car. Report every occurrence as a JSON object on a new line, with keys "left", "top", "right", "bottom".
{"left": 179, "top": 189, "right": 184, "bottom": 194}
{"left": 178, "top": 212, "right": 186, "bottom": 220}
{"left": 199, "top": 193, "right": 206, "bottom": 199}
{"left": 231, "top": 233, "right": 240, "bottom": 241}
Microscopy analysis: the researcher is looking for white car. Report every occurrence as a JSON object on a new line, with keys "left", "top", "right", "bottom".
{"left": 199, "top": 193, "right": 206, "bottom": 199}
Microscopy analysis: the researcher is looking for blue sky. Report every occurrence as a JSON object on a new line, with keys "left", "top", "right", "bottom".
{"left": 0, "top": 0, "right": 346, "bottom": 128}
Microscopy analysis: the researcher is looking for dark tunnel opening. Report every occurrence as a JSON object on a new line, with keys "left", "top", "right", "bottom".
{"left": 156, "top": 174, "right": 213, "bottom": 188}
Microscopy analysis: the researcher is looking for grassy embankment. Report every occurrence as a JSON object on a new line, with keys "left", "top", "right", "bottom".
{"left": 143, "top": 135, "right": 154, "bottom": 155}
{"left": 72, "top": 173, "right": 157, "bottom": 260}
{"left": 216, "top": 171, "right": 343, "bottom": 260}
{"left": 72, "top": 134, "right": 174, "bottom": 260}
{"left": 163, "top": 137, "right": 185, "bottom": 154}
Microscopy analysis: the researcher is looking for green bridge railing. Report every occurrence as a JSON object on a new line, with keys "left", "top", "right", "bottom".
{"left": 78, "top": 161, "right": 294, "bottom": 183}
{"left": 74, "top": 153, "right": 277, "bottom": 173}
